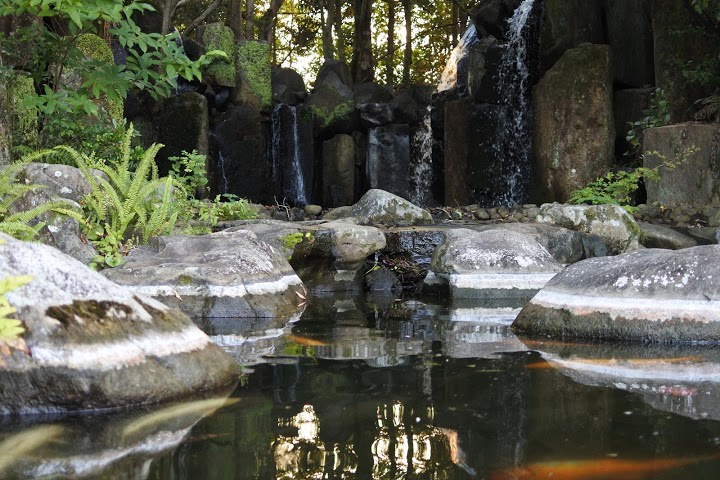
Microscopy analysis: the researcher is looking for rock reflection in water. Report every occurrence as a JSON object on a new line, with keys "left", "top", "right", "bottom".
{"left": 523, "top": 338, "right": 720, "bottom": 421}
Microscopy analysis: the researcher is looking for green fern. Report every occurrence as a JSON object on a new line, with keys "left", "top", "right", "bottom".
{"left": 34, "top": 127, "right": 178, "bottom": 268}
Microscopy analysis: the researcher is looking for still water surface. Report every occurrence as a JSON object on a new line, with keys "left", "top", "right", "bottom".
{"left": 4, "top": 298, "right": 720, "bottom": 479}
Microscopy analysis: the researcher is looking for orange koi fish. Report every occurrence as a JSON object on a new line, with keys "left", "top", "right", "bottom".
{"left": 288, "top": 335, "right": 328, "bottom": 347}
{"left": 525, "top": 361, "right": 555, "bottom": 370}
{"left": 490, "top": 453, "right": 720, "bottom": 480}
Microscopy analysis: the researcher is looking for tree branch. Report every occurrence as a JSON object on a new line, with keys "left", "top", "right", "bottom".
{"left": 183, "top": 0, "right": 224, "bottom": 36}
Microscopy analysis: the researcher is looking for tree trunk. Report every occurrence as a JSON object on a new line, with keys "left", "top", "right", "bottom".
{"left": 402, "top": 0, "right": 411, "bottom": 86}
{"left": 334, "top": 0, "right": 346, "bottom": 61}
{"left": 322, "top": 0, "right": 335, "bottom": 59}
{"left": 246, "top": 0, "right": 255, "bottom": 40}
{"left": 351, "top": 0, "right": 374, "bottom": 83}
{"left": 229, "top": 0, "right": 244, "bottom": 40}
{"left": 161, "top": 0, "right": 174, "bottom": 35}
{"left": 386, "top": 0, "right": 395, "bottom": 85}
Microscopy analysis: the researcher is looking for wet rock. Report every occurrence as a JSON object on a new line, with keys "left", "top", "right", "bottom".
{"left": 638, "top": 222, "right": 697, "bottom": 250}
{"left": 428, "top": 228, "right": 563, "bottom": 299}
{"left": 540, "top": 0, "right": 606, "bottom": 71}
{"left": 289, "top": 220, "right": 387, "bottom": 293}
{"left": 0, "top": 234, "right": 239, "bottom": 414}
{"left": 532, "top": 43, "right": 614, "bottom": 203}
{"left": 365, "top": 267, "right": 402, "bottom": 295}
{"left": 366, "top": 125, "right": 411, "bottom": 199}
{"left": 154, "top": 92, "right": 209, "bottom": 176}
{"left": 513, "top": 246, "right": 720, "bottom": 343}
{"left": 272, "top": 67, "right": 307, "bottom": 105}
{"left": 537, "top": 203, "right": 641, "bottom": 255}
{"left": 103, "top": 230, "right": 305, "bottom": 318}
{"left": 350, "top": 189, "right": 432, "bottom": 226}
{"left": 322, "top": 134, "right": 355, "bottom": 207}
{"left": 357, "top": 103, "right": 395, "bottom": 127}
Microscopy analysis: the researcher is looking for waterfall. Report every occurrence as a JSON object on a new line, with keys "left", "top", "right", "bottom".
{"left": 218, "top": 151, "right": 229, "bottom": 194}
{"left": 271, "top": 104, "right": 309, "bottom": 206}
{"left": 495, "top": 0, "right": 536, "bottom": 206}
{"left": 437, "top": 24, "right": 478, "bottom": 93}
{"left": 410, "top": 106, "right": 433, "bottom": 206}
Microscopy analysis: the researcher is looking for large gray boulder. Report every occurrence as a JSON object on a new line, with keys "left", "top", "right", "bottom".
{"left": 428, "top": 228, "right": 563, "bottom": 299}
{"left": 347, "top": 189, "right": 432, "bottom": 226}
{"left": 0, "top": 234, "right": 239, "bottom": 414}
{"left": 513, "top": 246, "right": 720, "bottom": 342}
{"left": 644, "top": 123, "right": 720, "bottom": 207}
{"left": 18, "top": 162, "right": 91, "bottom": 203}
{"left": 638, "top": 222, "right": 697, "bottom": 250}
{"left": 532, "top": 43, "right": 614, "bottom": 203}
{"left": 537, "top": 203, "right": 641, "bottom": 255}
{"left": 103, "top": 230, "right": 305, "bottom": 318}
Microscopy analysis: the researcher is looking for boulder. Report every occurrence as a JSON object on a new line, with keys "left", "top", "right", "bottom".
{"left": 322, "top": 134, "right": 355, "bottom": 207}
{"left": 540, "top": 0, "right": 606, "bottom": 71}
{"left": 316, "top": 59, "right": 353, "bottom": 88}
{"left": 305, "top": 80, "right": 355, "bottom": 136}
{"left": 271, "top": 67, "right": 307, "bottom": 105}
{"left": 513, "top": 246, "right": 720, "bottom": 342}
{"left": 103, "top": 230, "right": 305, "bottom": 318}
{"left": 391, "top": 92, "right": 420, "bottom": 124}
{"left": 350, "top": 189, "right": 432, "bottom": 226}
{"left": 643, "top": 123, "right": 720, "bottom": 207}
{"left": 638, "top": 222, "right": 697, "bottom": 250}
{"left": 366, "top": 125, "right": 411, "bottom": 199}
{"left": 233, "top": 41, "right": 272, "bottom": 111}
{"left": 0, "top": 234, "right": 239, "bottom": 413}
{"left": 210, "top": 103, "right": 272, "bottom": 203}
{"left": 604, "top": 0, "right": 654, "bottom": 88}
{"left": 428, "top": 228, "right": 563, "bottom": 299}
{"left": 18, "top": 162, "right": 92, "bottom": 203}
{"left": 200, "top": 23, "right": 236, "bottom": 87}
{"left": 154, "top": 92, "right": 209, "bottom": 176}
{"left": 532, "top": 43, "right": 615, "bottom": 203}
{"left": 354, "top": 82, "right": 393, "bottom": 104}
{"left": 537, "top": 203, "right": 641, "bottom": 255}
{"left": 357, "top": 103, "right": 395, "bottom": 127}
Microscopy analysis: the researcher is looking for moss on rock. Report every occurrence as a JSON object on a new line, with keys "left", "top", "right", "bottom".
{"left": 235, "top": 41, "right": 272, "bottom": 111}
{"left": 202, "top": 24, "right": 237, "bottom": 88}
{"left": 6, "top": 73, "right": 38, "bottom": 153}
{"left": 75, "top": 33, "right": 124, "bottom": 126}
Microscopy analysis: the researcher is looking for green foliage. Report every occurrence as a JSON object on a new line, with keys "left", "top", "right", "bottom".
{"left": 569, "top": 149, "right": 691, "bottom": 212}
{"left": 690, "top": 0, "right": 720, "bottom": 22}
{"left": 33, "top": 127, "right": 178, "bottom": 269}
{"left": 193, "top": 194, "right": 259, "bottom": 228}
{"left": 169, "top": 150, "right": 209, "bottom": 198}
{"left": 0, "top": 0, "right": 225, "bottom": 129}
{"left": 283, "top": 231, "right": 313, "bottom": 250}
{"left": 625, "top": 89, "right": 670, "bottom": 156}
{"left": 236, "top": 41, "right": 272, "bottom": 110}
{"left": 5, "top": 74, "right": 39, "bottom": 158}
{"left": 0, "top": 271, "right": 32, "bottom": 355}
{"left": 0, "top": 160, "right": 83, "bottom": 241}
{"left": 308, "top": 101, "right": 354, "bottom": 129}
{"left": 202, "top": 23, "right": 236, "bottom": 87}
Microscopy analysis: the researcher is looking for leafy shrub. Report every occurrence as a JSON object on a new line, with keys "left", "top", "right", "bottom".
{"left": 625, "top": 89, "right": 670, "bottom": 156}
{"left": 0, "top": 271, "right": 32, "bottom": 361}
{"left": 33, "top": 127, "right": 177, "bottom": 268}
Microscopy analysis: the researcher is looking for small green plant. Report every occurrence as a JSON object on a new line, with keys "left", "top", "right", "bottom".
{"left": 169, "top": 150, "right": 209, "bottom": 199}
{"left": 625, "top": 89, "right": 671, "bottom": 156}
{"left": 0, "top": 160, "right": 83, "bottom": 241}
{"left": 0, "top": 271, "right": 32, "bottom": 360}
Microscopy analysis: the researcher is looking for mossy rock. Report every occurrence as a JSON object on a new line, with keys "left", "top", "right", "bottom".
{"left": 75, "top": 33, "right": 124, "bottom": 126}
{"left": 201, "top": 23, "right": 237, "bottom": 88}
{"left": 5, "top": 73, "right": 38, "bottom": 157}
{"left": 234, "top": 41, "right": 272, "bottom": 111}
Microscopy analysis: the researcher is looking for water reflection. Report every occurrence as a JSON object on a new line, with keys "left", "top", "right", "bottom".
{"left": 6, "top": 297, "right": 720, "bottom": 479}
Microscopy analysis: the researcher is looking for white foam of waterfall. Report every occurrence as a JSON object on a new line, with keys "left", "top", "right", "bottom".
{"left": 218, "top": 151, "right": 229, "bottom": 194}
{"left": 271, "top": 104, "right": 308, "bottom": 205}
{"left": 410, "top": 105, "right": 433, "bottom": 206}
{"left": 495, "top": 0, "right": 535, "bottom": 205}
{"left": 437, "top": 24, "right": 478, "bottom": 92}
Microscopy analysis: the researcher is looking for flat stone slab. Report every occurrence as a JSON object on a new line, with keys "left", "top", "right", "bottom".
{"left": 513, "top": 245, "right": 720, "bottom": 342}
{"left": 638, "top": 221, "right": 697, "bottom": 249}
{"left": 0, "top": 234, "right": 239, "bottom": 414}
{"left": 104, "top": 230, "right": 305, "bottom": 318}
{"left": 428, "top": 228, "right": 564, "bottom": 299}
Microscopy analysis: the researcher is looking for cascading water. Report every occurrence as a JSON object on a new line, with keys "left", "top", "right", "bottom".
{"left": 437, "top": 25, "right": 479, "bottom": 93}
{"left": 494, "top": 0, "right": 536, "bottom": 205}
{"left": 271, "top": 104, "right": 309, "bottom": 206}
{"left": 410, "top": 106, "right": 433, "bottom": 206}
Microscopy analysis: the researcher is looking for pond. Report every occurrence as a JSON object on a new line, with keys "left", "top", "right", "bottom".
{"left": 3, "top": 296, "right": 720, "bottom": 479}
